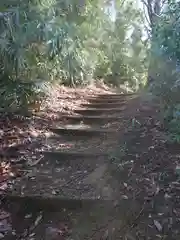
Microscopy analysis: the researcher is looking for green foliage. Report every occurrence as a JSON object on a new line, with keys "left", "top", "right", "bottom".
{"left": 0, "top": 0, "right": 147, "bottom": 113}
{"left": 150, "top": 1, "right": 180, "bottom": 142}
{"left": 93, "top": 2, "right": 147, "bottom": 89}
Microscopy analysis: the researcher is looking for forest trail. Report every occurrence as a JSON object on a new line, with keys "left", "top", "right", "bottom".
{"left": 5, "top": 92, "right": 137, "bottom": 202}
{"left": 0, "top": 87, "right": 180, "bottom": 239}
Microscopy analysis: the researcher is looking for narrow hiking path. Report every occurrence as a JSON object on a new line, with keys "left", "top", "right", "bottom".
{"left": 4, "top": 93, "right": 136, "bottom": 202}
{"left": 0, "top": 87, "right": 180, "bottom": 239}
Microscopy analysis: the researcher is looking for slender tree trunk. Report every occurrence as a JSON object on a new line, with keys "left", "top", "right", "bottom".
{"left": 141, "top": 0, "right": 162, "bottom": 85}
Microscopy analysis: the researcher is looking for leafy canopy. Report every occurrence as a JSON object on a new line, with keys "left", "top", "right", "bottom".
{"left": 0, "top": 0, "right": 147, "bottom": 112}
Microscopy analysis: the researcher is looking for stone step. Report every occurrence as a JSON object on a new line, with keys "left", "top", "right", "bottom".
{"left": 87, "top": 97, "right": 128, "bottom": 104}
{"left": 86, "top": 94, "right": 136, "bottom": 103}
{"left": 5, "top": 163, "right": 112, "bottom": 208}
{"left": 44, "top": 151, "right": 109, "bottom": 162}
{"left": 96, "top": 93, "right": 135, "bottom": 98}
{"left": 81, "top": 102, "right": 126, "bottom": 108}
{"left": 2, "top": 194, "right": 105, "bottom": 211}
{"left": 62, "top": 114, "right": 122, "bottom": 124}
{"left": 74, "top": 107, "right": 125, "bottom": 115}
{"left": 50, "top": 127, "right": 115, "bottom": 137}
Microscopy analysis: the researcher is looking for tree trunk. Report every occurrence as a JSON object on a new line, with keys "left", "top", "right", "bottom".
{"left": 141, "top": 0, "right": 162, "bottom": 85}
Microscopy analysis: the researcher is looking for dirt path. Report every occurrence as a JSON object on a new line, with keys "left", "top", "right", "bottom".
{"left": 3, "top": 94, "right": 135, "bottom": 201}
{"left": 0, "top": 88, "right": 180, "bottom": 239}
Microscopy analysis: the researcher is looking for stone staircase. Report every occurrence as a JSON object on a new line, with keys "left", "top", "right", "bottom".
{"left": 4, "top": 92, "right": 137, "bottom": 209}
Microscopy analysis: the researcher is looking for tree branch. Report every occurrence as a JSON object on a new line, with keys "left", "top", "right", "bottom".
{"left": 141, "top": 0, "right": 153, "bottom": 25}
{"left": 142, "top": 2, "right": 152, "bottom": 27}
{"left": 141, "top": 0, "right": 149, "bottom": 9}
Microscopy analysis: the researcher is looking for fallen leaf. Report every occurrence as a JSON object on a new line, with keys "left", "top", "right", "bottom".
{"left": 154, "top": 220, "right": 162, "bottom": 232}
{"left": 0, "top": 233, "right": 4, "bottom": 239}
{"left": 34, "top": 214, "right": 42, "bottom": 227}
{"left": 25, "top": 214, "right": 32, "bottom": 219}
{"left": 52, "top": 190, "right": 57, "bottom": 195}
{"left": 0, "top": 211, "right": 10, "bottom": 220}
{"left": 122, "top": 195, "right": 128, "bottom": 200}
{"left": 0, "top": 183, "right": 8, "bottom": 190}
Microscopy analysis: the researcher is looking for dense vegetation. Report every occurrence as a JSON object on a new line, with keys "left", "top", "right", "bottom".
{"left": 149, "top": 1, "right": 180, "bottom": 142}
{"left": 1, "top": 0, "right": 180, "bottom": 142}
{"left": 0, "top": 0, "right": 147, "bottom": 112}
